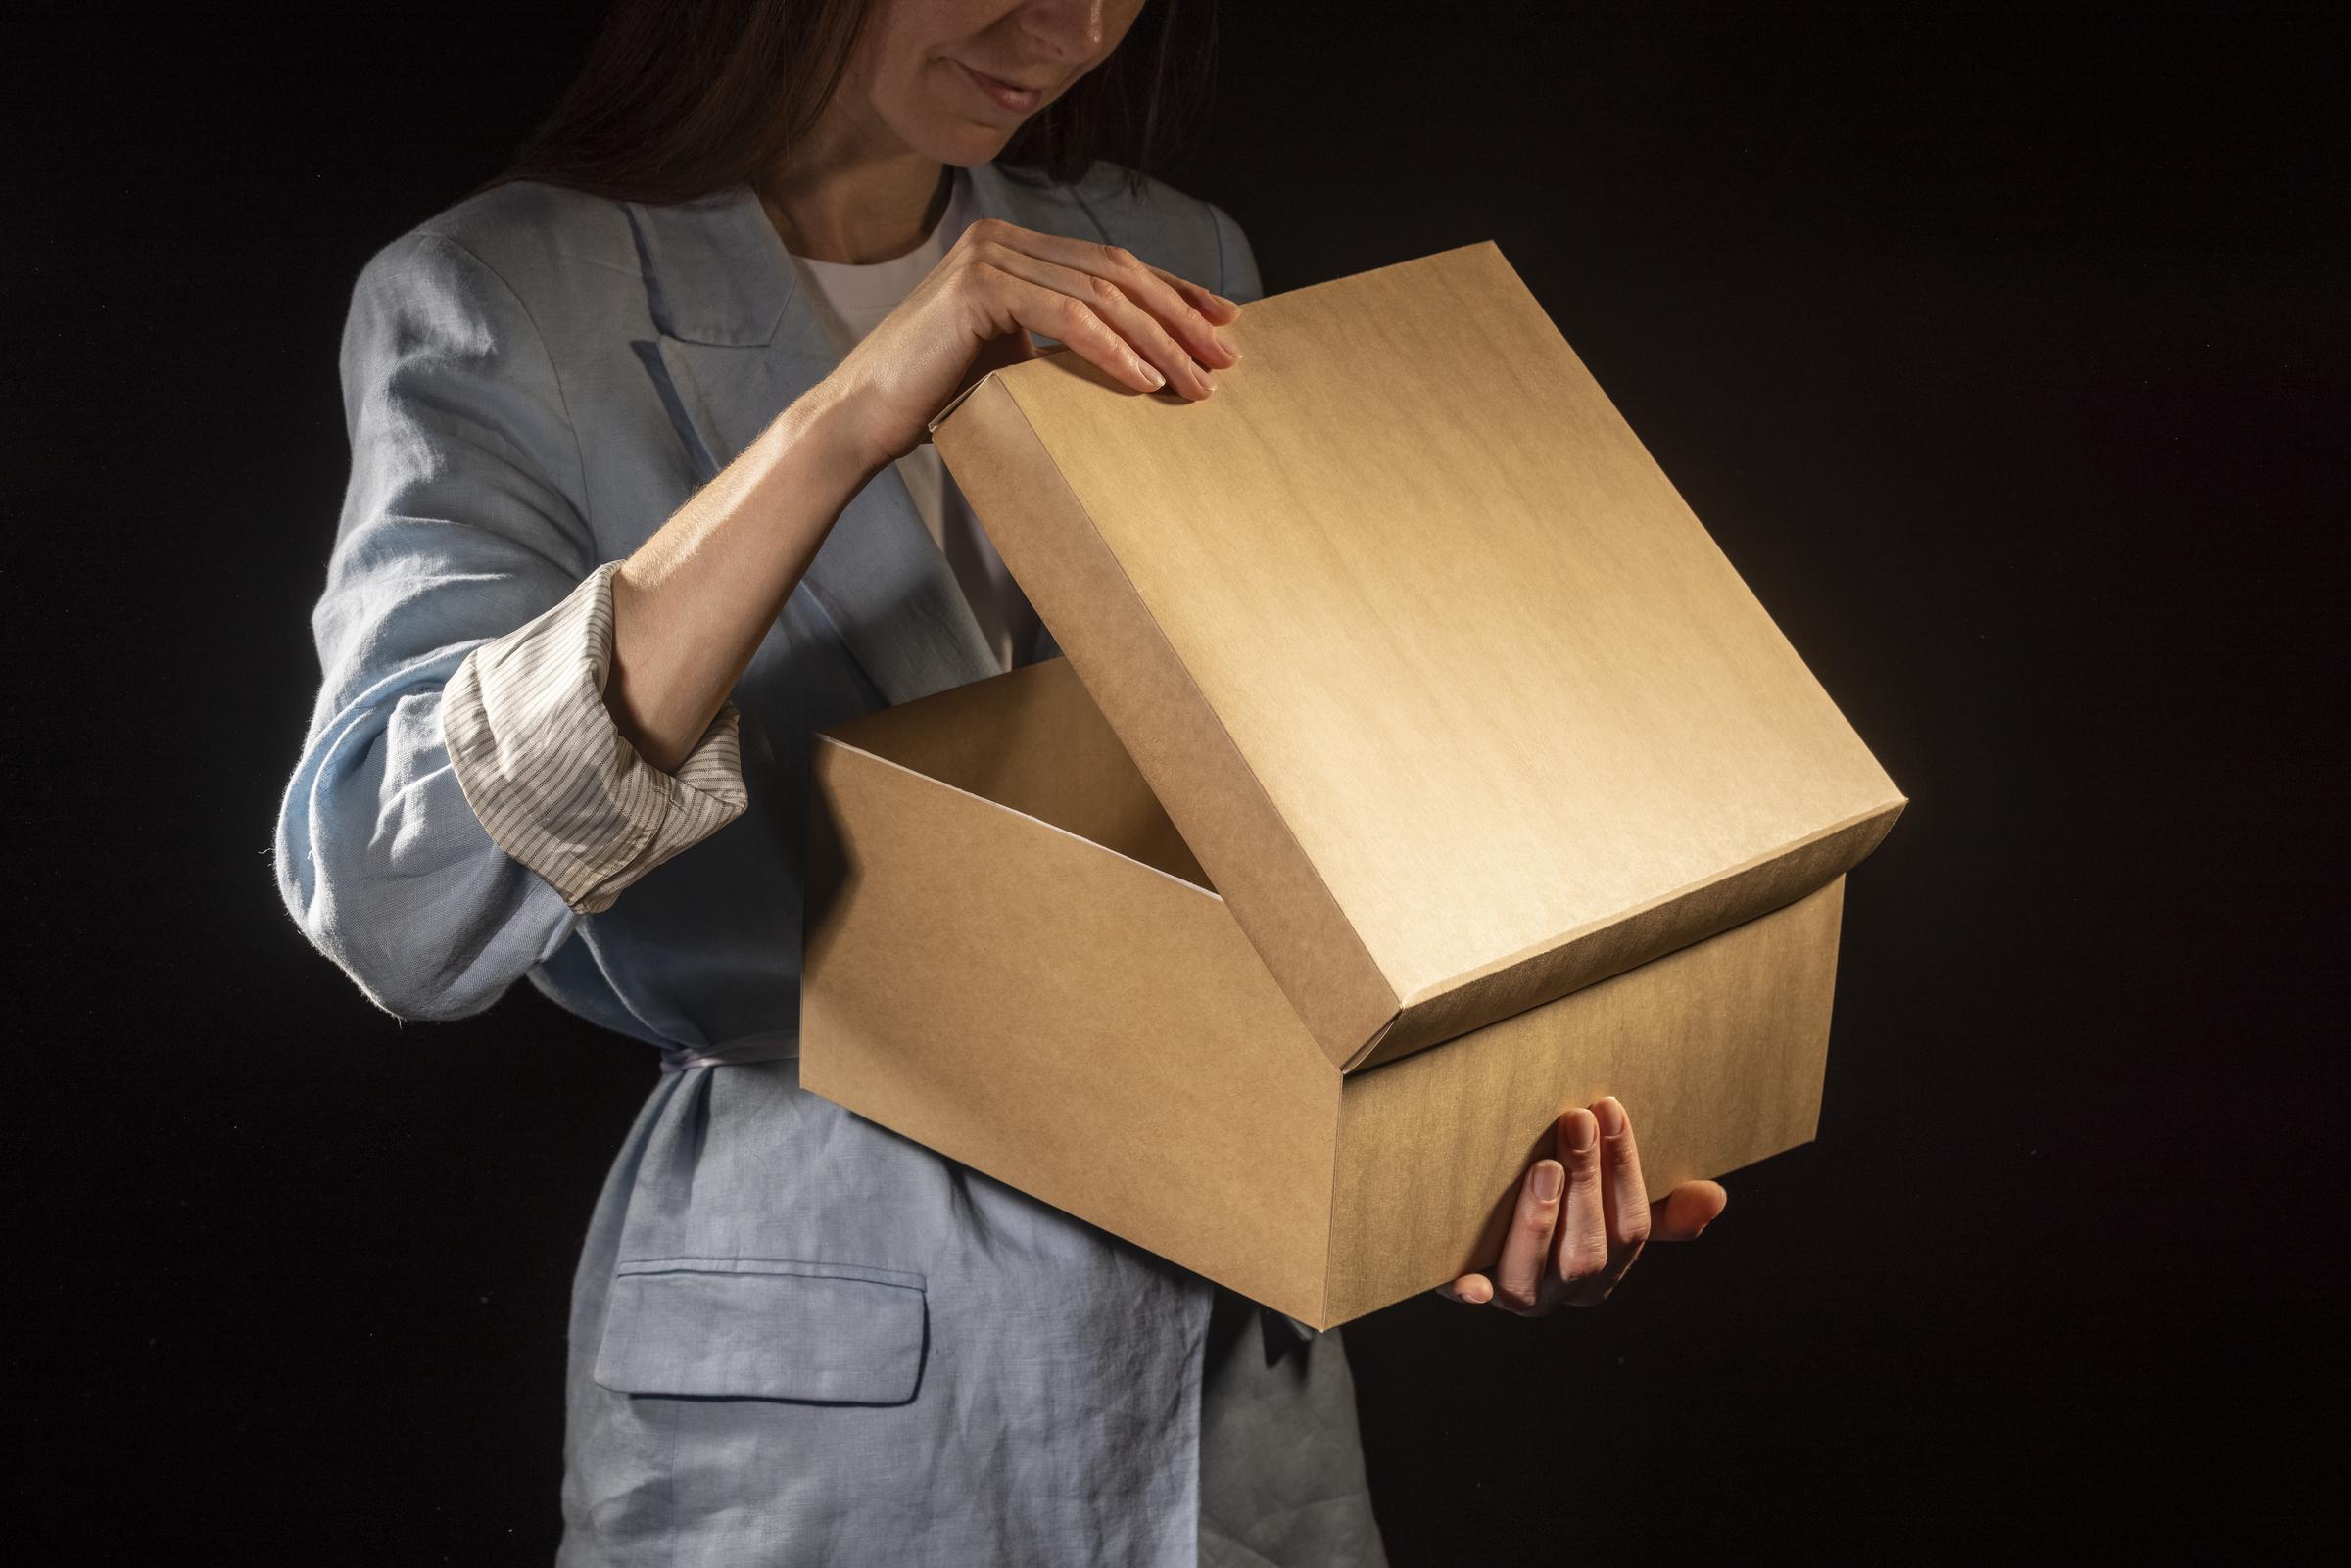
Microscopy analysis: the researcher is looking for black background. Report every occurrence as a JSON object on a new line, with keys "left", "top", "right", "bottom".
{"left": 11, "top": 1, "right": 2339, "bottom": 1558}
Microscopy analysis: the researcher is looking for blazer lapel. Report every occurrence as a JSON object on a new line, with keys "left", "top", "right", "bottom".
{"left": 630, "top": 177, "right": 1013, "bottom": 707}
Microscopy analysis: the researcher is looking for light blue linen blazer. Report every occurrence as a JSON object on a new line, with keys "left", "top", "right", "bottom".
{"left": 271, "top": 158, "right": 1386, "bottom": 1566}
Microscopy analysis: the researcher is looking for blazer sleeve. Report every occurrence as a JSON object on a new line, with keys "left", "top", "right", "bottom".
{"left": 271, "top": 231, "right": 746, "bottom": 1022}
{"left": 1205, "top": 200, "right": 1266, "bottom": 306}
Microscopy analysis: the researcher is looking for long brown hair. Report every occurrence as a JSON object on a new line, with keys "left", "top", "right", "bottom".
{"left": 485, "top": 0, "right": 1217, "bottom": 205}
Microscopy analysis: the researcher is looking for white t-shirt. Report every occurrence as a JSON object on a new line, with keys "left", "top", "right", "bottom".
{"left": 790, "top": 167, "right": 1043, "bottom": 673}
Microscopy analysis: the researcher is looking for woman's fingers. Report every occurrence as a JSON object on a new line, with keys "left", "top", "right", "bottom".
{"left": 1436, "top": 1104, "right": 1725, "bottom": 1314}
{"left": 978, "top": 242, "right": 1223, "bottom": 400}
{"left": 983, "top": 272, "right": 1170, "bottom": 393}
{"left": 1144, "top": 262, "right": 1243, "bottom": 324}
{"left": 1551, "top": 1108, "right": 1609, "bottom": 1306}
{"left": 989, "top": 225, "right": 1240, "bottom": 370}
{"left": 1565, "top": 1096, "right": 1653, "bottom": 1307}
{"left": 1486, "top": 1153, "right": 1566, "bottom": 1313}
{"left": 838, "top": 217, "right": 1244, "bottom": 468}
{"left": 961, "top": 224, "right": 1237, "bottom": 399}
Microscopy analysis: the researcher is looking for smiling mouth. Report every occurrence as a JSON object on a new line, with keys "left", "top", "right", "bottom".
{"left": 958, "top": 61, "right": 1051, "bottom": 112}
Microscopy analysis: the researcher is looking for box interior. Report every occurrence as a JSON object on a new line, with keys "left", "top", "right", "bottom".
{"left": 823, "top": 657, "right": 1214, "bottom": 893}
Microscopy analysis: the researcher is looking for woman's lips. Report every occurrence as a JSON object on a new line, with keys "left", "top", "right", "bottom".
{"left": 957, "top": 60, "right": 1046, "bottom": 115}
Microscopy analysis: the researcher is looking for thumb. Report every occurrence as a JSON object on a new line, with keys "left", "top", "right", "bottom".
{"left": 1653, "top": 1179, "right": 1728, "bottom": 1242}
{"left": 934, "top": 329, "right": 1038, "bottom": 441}
{"left": 959, "top": 326, "right": 1038, "bottom": 390}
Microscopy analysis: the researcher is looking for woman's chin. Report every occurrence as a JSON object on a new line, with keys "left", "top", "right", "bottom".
{"left": 904, "top": 110, "right": 1019, "bottom": 169}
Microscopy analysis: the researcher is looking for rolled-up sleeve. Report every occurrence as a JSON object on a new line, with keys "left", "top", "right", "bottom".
{"left": 442, "top": 559, "right": 747, "bottom": 915}
{"left": 271, "top": 229, "right": 745, "bottom": 1022}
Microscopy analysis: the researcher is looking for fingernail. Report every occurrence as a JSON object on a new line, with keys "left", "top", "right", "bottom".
{"left": 1213, "top": 293, "right": 1241, "bottom": 313}
{"left": 1532, "top": 1161, "right": 1563, "bottom": 1202}
{"left": 1594, "top": 1097, "right": 1625, "bottom": 1138}
{"left": 1213, "top": 329, "right": 1241, "bottom": 360}
{"left": 1566, "top": 1110, "right": 1598, "bottom": 1153}
{"left": 1137, "top": 360, "right": 1165, "bottom": 389}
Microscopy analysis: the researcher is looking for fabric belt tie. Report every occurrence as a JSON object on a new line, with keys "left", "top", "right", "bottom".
{"left": 657, "top": 1030, "right": 800, "bottom": 1073}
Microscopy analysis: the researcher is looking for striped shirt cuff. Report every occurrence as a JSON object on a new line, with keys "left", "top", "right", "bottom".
{"left": 441, "top": 560, "right": 750, "bottom": 915}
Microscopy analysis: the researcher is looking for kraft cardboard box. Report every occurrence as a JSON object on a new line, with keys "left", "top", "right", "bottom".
{"left": 800, "top": 242, "right": 1905, "bottom": 1328}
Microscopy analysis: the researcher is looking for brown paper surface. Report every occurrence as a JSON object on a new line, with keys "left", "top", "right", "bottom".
{"left": 934, "top": 241, "right": 1904, "bottom": 1069}
{"left": 801, "top": 661, "right": 1853, "bottom": 1327}
{"left": 802, "top": 668, "right": 1338, "bottom": 1321}
{"left": 1324, "top": 875, "right": 1845, "bottom": 1323}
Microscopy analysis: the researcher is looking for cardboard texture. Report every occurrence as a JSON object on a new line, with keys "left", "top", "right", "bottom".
{"left": 801, "top": 242, "right": 1905, "bottom": 1327}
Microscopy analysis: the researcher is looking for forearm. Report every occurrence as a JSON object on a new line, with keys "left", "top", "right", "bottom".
{"left": 607, "top": 382, "right": 883, "bottom": 773}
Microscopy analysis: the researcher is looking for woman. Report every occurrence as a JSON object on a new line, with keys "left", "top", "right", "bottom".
{"left": 271, "top": 1, "right": 1729, "bottom": 1561}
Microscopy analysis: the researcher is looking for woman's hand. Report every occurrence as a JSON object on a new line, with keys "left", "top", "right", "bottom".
{"left": 1435, "top": 1097, "right": 1728, "bottom": 1316}
{"left": 823, "top": 215, "right": 1244, "bottom": 473}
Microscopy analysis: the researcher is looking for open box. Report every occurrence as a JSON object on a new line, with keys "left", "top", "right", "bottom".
{"left": 800, "top": 241, "right": 1905, "bottom": 1328}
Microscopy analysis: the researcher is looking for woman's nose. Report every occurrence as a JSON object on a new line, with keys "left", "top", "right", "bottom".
{"left": 1015, "top": 0, "right": 1111, "bottom": 66}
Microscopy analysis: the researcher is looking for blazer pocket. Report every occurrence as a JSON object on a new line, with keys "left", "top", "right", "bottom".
{"left": 593, "top": 1257, "right": 928, "bottom": 1404}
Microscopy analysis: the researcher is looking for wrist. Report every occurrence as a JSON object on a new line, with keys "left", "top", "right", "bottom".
{"left": 789, "top": 376, "right": 892, "bottom": 492}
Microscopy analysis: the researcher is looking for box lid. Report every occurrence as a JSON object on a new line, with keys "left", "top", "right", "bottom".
{"left": 929, "top": 241, "right": 1905, "bottom": 1072}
